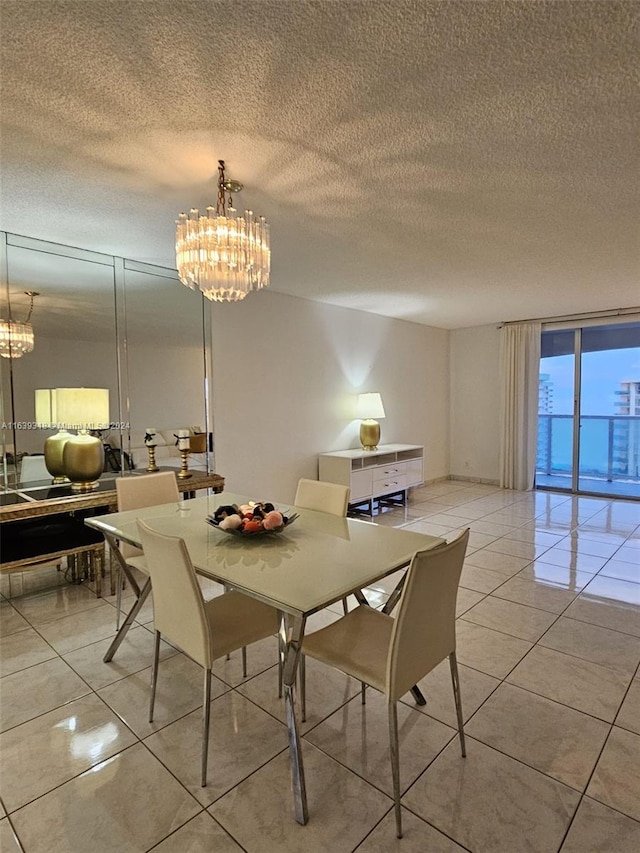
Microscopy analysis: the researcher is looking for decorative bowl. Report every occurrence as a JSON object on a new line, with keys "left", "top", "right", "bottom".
{"left": 206, "top": 502, "right": 299, "bottom": 537}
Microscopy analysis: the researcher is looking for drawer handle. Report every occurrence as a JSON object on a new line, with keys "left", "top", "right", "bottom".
{"left": 383, "top": 468, "right": 398, "bottom": 475}
{"left": 384, "top": 481, "right": 399, "bottom": 487}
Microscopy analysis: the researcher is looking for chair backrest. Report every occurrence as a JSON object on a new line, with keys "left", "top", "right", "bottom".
{"left": 116, "top": 471, "right": 179, "bottom": 511}
{"left": 116, "top": 472, "right": 179, "bottom": 558}
{"left": 386, "top": 528, "right": 469, "bottom": 702}
{"left": 294, "top": 478, "right": 350, "bottom": 517}
{"left": 20, "top": 455, "right": 49, "bottom": 483}
{"left": 137, "top": 520, "right": 212, "bottom": 668}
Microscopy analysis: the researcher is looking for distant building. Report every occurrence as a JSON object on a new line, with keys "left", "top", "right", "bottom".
{"left": 537, "top": 374, "right": 555, "bottom": 471}
{"left": 615, "top": 380, "right": 640, "bottom": 416}
{"left": 613, "top": 380, "right": 640, "bottom": 479}
{"left": 539, "top": 374, "right": 554, "bottom": 414}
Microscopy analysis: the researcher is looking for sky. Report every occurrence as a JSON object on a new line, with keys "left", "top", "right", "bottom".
{"left": 541, "top": 347, "right": 640, "bottom": 416}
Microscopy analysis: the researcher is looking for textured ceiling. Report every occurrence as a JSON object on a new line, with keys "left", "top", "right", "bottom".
{"left": 0, "top": 0, "right": 638, "bottom": 329}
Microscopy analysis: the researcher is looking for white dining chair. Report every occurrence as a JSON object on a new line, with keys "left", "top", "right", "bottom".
{"left": 137, "top": 519, "right": 281, "bottom": 786}
{"left": 294, "top": 477, "right": 350, "bottom": 614}
{"left": 300, "top": 528, "right": 470, "bottom": 838}
{"left": 113, "top": 472, "right": 179, "bottom": 626}
{"left": 294, "top": 478, "right": 350, "bottom": 517}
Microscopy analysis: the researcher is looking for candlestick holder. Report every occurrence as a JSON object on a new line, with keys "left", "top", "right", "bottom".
{"left": 178, "top": 448, "right": 192, "bottom": 479}
{"left": 146, "top": 445, "right": 159, "bottom": 472}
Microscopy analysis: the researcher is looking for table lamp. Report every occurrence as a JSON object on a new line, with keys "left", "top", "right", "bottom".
{"left": 35, "top": 388, "right": 71, "bottom": 483}
{"left": 356, "top": 392, "right": 386, "bottom": 451}
{"left": 56, "top": 388, "right": 110, "bottom": 491}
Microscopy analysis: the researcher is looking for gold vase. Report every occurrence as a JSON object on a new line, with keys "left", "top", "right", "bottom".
{"left": 63, "top": 432, "right": 105, "bottom": 491}
{"left": 44, "top": 430, "right": 72, "bottom": 482}
{"left": 359, "top": 419, "right": 381, "bottom": 451}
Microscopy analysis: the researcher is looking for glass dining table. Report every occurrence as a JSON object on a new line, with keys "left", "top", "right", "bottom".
{"left": 85, "top": 491, "right": 444, "bottom": 825}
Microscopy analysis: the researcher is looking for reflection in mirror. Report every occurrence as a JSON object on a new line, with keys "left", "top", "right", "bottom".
{"left": 1, "top": 233, "right": 11, "bottom": 483}
{"left": 1, "top": 235, "right": 118, "bottom": 486}
{"left": 0, "top": 232, "right": 213, "bottom": 489}
{"left": 122, "top": 261, "right": 211, "bottom": 473}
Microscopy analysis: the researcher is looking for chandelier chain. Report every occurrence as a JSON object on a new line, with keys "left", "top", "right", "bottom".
{"left": 23, "top": 291, "right": 37, "bottom": 324}
{"left": 5, "top": 290, "right": 37, "bottom": 323}
{"left": 216, "top": 160, "right": 227, "bottom": 216}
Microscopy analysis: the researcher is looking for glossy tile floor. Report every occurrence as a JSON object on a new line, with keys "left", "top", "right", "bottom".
{"left": 1, "top": 483, "right": 639, "bottom": 852}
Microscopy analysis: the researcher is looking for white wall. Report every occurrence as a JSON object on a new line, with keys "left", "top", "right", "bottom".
{"left": 450, "top": 324, "right": 501, "bottom": 482}
{"left": 211, "top": 291, "right": 450, "bottom": 502}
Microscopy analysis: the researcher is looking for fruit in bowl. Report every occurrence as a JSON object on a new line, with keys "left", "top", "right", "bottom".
{"left": 207, "top": 502, "right": 298, "bottom": 536}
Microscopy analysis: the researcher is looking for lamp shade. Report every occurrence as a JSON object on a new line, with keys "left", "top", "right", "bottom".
{"left": 356, "top": 393, "right": 386, "bottom": 420}
{"left": 35, "top": 389, "right": 56, "bottom": 428}
{"left": 55, "top": 388, "right": 110, "bottom": 431}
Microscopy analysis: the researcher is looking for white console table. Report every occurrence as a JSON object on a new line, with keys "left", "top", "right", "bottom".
{"left": 318, "top": 444, "right": 424, "bottom": 514}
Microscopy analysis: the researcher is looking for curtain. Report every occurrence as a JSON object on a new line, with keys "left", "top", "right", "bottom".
{"left": 499, "top": 322, "right": 542, "bottom": 491}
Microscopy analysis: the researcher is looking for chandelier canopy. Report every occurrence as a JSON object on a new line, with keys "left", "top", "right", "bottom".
{"left": 176, "top": 160, "right": 270, "bottom": 303}
{"left": 0, "top": 291, "right": 38, "bottom": 359}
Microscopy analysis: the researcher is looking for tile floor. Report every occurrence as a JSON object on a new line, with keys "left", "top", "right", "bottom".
{"left": 1, "top": 482, "right": 639, "bottom": 852}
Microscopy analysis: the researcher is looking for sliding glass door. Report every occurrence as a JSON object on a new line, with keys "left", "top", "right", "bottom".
{"left": 537, "top": 321, "right": 640, "bottom": 499}
{"left": 537, "top": 330, "right": 576, "bottom": 492}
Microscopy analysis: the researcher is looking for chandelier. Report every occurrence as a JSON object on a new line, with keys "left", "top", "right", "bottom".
{"left": 0, "top": 291, "right": 38, "bottom": 359}
{"left": 176, "top": 160, "right": 270, "bottom": 302}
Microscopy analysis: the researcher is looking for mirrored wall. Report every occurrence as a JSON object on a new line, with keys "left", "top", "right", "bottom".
{"left": 1, "top": 231, "right": 213, "bottom": 486}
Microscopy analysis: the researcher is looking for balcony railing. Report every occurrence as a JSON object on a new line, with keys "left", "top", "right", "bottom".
{"left": 537, "top": 414, "right": 640, "bottom": 483}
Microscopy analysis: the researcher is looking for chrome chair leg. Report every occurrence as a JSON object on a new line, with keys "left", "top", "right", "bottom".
{"left": 149, "top": 630, "right": 161, "bottom": 722}
{"left": 202, "top": 667, "right": 212, "bottom": 787}
{"left": 361, "top": 681, "right": 367, "bottom": 704}
{"left": 388, "top": 700, "right": 403, "bottom": 838}
{"left": 300, "top": 653, "right": 306, "bottom": 722}
{"left": 109, "top": 547, "right": 116, "bottom": 596}
{"left": 342, "top": 597, "right": 348, "bottom": 614}
{"left": 115, "top": 562, "right": 123, "bottom": 630}
{"left": 242, "top": 646, "right": 247, "bottom": 678}
{"left": 224, "top": 583, "right": 232, "bottom": 661}
{"left": 277, "top": 611, "right": 284, "bottom": 698}
{"left": 115, "top": 571, "right": 122, "bottom": 626}
{"left": 449, "top": 651, "right": 466, "bottom": 757}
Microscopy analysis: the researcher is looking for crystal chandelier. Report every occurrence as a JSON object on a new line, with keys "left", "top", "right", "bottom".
{"left": 176, "top": 160, "right": 270, "bottom": 302}
{"left": 0, "top": 291, "right": 38, "bottom": 359}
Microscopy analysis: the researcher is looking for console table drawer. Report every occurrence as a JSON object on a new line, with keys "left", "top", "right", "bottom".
{"left": 373, "top": 462, "right": 408, "bottom": 492}
{"left": 373, "top": 463, "right": 404, "bottom": 482}
{"left": 373, "top": 474, "right": 406, "bottom": 493}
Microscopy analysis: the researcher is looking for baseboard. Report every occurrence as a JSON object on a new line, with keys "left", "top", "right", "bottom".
{"left": 411, "top": 474, "right": 500, "bottom": 490}
{"left": 448, "top": 474, "right": 500, "bottom": 486}
{"left": 418, "top": 475, "right": 449, "bottom": 487}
